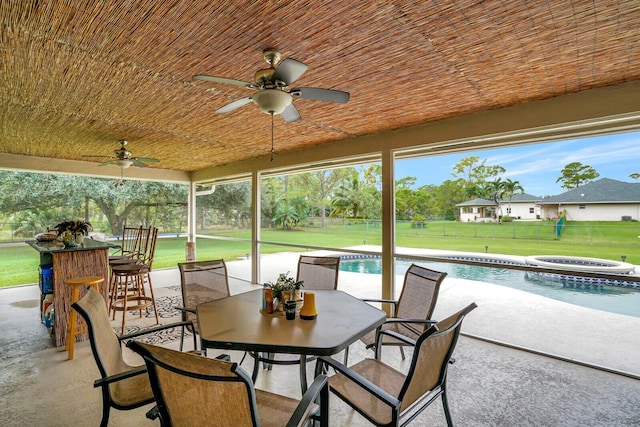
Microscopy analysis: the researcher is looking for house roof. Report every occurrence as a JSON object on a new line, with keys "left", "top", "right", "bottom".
{"left": 1, "top": 1, "right": 639, "bottom": 179}
{"left": 456, "top": 192, "right": 541, "bottom": 207}
{"left": 505, "top": 193, "right": 540, "bottom": 203}
{"left": 456, "top": 198, "right": 496, "bottom": 207}
{"left": 538, "top": 178, "right": 640, "bottom": 204}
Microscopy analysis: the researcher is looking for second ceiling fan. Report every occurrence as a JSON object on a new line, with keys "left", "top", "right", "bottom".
{"left": 193, "top": 49, "right": 350, "bottom": 122}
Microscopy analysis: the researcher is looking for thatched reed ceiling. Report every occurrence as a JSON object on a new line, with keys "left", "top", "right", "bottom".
{"left": 1, "top": 1, "right": 639, "bottom": 174}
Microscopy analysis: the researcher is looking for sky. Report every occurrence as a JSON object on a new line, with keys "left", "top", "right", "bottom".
{"left": 395, "top": 130, "right": 640, "bottom": 197}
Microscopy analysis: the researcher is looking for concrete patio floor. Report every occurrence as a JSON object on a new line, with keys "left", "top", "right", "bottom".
{"left": 1, "top": 252, "right": 639, "bottom": 426}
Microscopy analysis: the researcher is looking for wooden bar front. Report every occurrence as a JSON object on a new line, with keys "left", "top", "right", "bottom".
{"left": 28, "top": 239, "right": 117, "bottom": 347}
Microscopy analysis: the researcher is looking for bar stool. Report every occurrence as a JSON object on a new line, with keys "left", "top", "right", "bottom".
{"left": 109, "top": 263, "right": 159, "bottom": 333}
{"left": 65, "top": 276, "right": 105, "bottom": 360}
{"left": 108, "top": 226, "right": 159, "bottom": 334}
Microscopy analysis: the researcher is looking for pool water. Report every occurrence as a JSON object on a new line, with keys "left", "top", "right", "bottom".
{"left": 339, "top": 258, "right": 640, "bottom": 318}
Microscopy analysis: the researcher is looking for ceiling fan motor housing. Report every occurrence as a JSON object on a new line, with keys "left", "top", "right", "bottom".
{"left": 254, "top": 69, "right": 274, "bottom": 87}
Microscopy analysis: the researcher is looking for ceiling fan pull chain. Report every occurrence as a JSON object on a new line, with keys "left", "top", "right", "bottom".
{"left": 270, "top": 112, "right": 275, "bottom": 162}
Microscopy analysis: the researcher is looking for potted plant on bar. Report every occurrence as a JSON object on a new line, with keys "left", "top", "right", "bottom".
{"left": 54, "top": 220, "right": 92, "bottom": 247}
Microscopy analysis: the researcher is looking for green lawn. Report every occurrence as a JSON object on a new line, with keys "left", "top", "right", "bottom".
{"left": 3, "top": 220, "right": 638, "bottom": 288}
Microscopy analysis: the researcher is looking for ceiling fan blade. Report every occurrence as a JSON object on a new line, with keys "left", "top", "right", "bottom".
{"left": 193, "top": 75, "right": 255, "bottom": 89}
{"left": 216, "top": 97, "right": 253, "bottom": 114}
{"left": 281, "top": 104, "right": 301, "bottom": 123}
{"left": 291, "top": 87, "right": 350, "bottom": 103}
{"left": 99, "top": 160, "right": 117, "bottom": 166}
{"left": 134, "top": 157, "right": 160, "bottom": 163}
{"left": 272, "top": 58, "right": 307, "bottom": 85}
{"left": 131, "top": 159, "right": 148, "bottom": 168}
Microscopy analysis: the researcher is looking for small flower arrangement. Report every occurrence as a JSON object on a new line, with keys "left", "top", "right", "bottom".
{"left": 53, "top": 220, "right": 92, "bottom": 237}
{"left": 267, "top": 272, "right": 304, "bottom": 301}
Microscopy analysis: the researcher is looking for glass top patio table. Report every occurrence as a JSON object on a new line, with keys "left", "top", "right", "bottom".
{"left": 196, "top": 289, "right": 387, "bottom": 391}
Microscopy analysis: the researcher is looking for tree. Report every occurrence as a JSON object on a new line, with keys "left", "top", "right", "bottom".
{"left": 487, "top": 178, "right": 505, "bottom": 220}
{"left": 261, "top": 176, "right": 285, "bottom": 228}
{"left": 452, "top": 156, "right": 506, "bottom": 188}
{"left": 197, "top": 182, "right": 251, "bottom": 229}
{"left": 0, "top": 171, "right": 188, "bottom": 235}
{"left": 289, "top": 169, "right": 353, "bottom": 227}
{"left": 630, "top": 173, "right": 640, "bottom": 182}
{"left": 394, "top": 176, "right": 417, "bottom": 220}
{"left": 502, "top": 178, "right": 524, "bottom": 217}
{"left": 273, "top": 196, "right": 309, "bottom": 230}
{"left": 556, "top": 162, "right": 599, "bottom": 189}
{"left": 413, "top": 184, "right": 437, "bottom": 218}
{"left": 331, "top": 175, "right": 364, "bottom": 220}
{"left": 464, "top": 182, "right": 491, "bottom": 200}
{"left": 451, "top": 156, "right": 506, "bottom": 209}
{"left": 433, "top": 180, "right": 466, "bottom": 220}
{"left": 83, "top": 179, "right": 188, "bottom": 234}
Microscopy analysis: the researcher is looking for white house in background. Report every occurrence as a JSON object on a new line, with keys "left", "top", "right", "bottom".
{"left": 503, "top": 193, "right": 542, "bottom": 219}
{"left": 456, "top": 193, "right": 541, "bottom": 222}
{"left": 456, "top": 198, "right": 497, "bottom": 222}
{"left": 537, "top": 178, "right": 640, "bottom": 221}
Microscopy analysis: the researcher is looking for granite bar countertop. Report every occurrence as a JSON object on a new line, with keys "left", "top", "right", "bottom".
{"left": 26, "top": 238, "right": 119, "bottom": 253}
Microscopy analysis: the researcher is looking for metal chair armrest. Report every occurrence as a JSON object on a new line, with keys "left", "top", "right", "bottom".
{"left": 174, "top": 305, "right": 196, "bottom": 314}
{"left": 316, "top": 356, "right": 401, "bottom": 411}
{"left": 361, "top": 298, "right": 397, "bottom": 305}
{"left": 374, "top": 324, "right": 439, "bottom": 358}
{"left": 383, "top": 318, "right": 437, "bottom": 325}
{"left": 118, "top": 320, "right": 194, "bottom": 341}
{"left": 94, "top": 365, "right": 147, "bottom": 387}
{"left": 361, "top": 298, "right": 398, "bottom": 316}
{"left": 286, "top": 374, "right": 330, "bottom": 427}
{"left": 376, "top": 329, "right": 418, "bottom": 346}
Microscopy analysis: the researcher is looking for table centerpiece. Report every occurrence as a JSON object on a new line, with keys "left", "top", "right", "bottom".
{"left": 267, "top": 272, "right": 304, "bottom": 312}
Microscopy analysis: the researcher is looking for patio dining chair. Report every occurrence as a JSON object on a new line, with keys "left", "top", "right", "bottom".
{"left": 71, "top": 286, "right": 194, "bottom": 427}
{"left": 176, "top": 259, "right": 230, "bottom": 352}
{"left": 296, "top": 255, "right": 341, "bottom": 290}
{"left": 258, "top": 255, "right": 340, "bottom": 390}
{"left": 350, "top": 264, "right": 447, "bottom": 362}
{"left": 127, "top": 340, "right": 330, "bottom": 427}
{"left": 316, "top": 303, "right": 477, "bottom": 427}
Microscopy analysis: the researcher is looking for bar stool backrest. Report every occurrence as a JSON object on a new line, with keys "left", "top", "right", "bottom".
{"left": 119, "top": 225, "right": 143, "bottom": 257}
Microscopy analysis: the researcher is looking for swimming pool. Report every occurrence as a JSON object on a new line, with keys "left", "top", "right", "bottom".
{"left": 339, "top": 257, "right": 640, "bottom": 318}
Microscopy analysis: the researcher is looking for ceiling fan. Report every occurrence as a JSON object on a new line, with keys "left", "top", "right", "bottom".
{"left": 83, "top": 140, "right": 160, "bottom": 168}
{"left": 193, "top": 49, "right": 350, "bottom": 122}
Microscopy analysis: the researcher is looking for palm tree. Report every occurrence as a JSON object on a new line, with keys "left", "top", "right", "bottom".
{"left": 464, "top": 183, "right": 484, "bottom": 200}
{"left": 488, "top": 178, "right": 505, "bottom": 220}
{"left": 331, "top": 176, "right": 363, "bottom": 220}
{"left": 502, "top": 179, "right": 524, "bottom": 217}
{"left": 273, "top": 197, "right": 308, "bottom": 230}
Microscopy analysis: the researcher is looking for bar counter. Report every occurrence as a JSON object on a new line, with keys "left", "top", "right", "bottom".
{"left": 27, "top": 238, "right": 119, "bottom": 347}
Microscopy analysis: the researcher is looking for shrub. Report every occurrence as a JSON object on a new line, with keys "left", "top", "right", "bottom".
{"left": 411, "top": 214, "right": 427, "bottom": 229}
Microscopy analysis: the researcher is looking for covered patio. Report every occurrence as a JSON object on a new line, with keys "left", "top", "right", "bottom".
{"left": 2, "top": 2, "right": 640, "bottom": 426}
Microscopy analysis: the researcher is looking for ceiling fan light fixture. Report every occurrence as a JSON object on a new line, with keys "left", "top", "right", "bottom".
{"left": 252, "top": 89, "right": 292, "bottom": 115}
{"left": 115, "top": 159, "right": 133, "bottom": 168}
